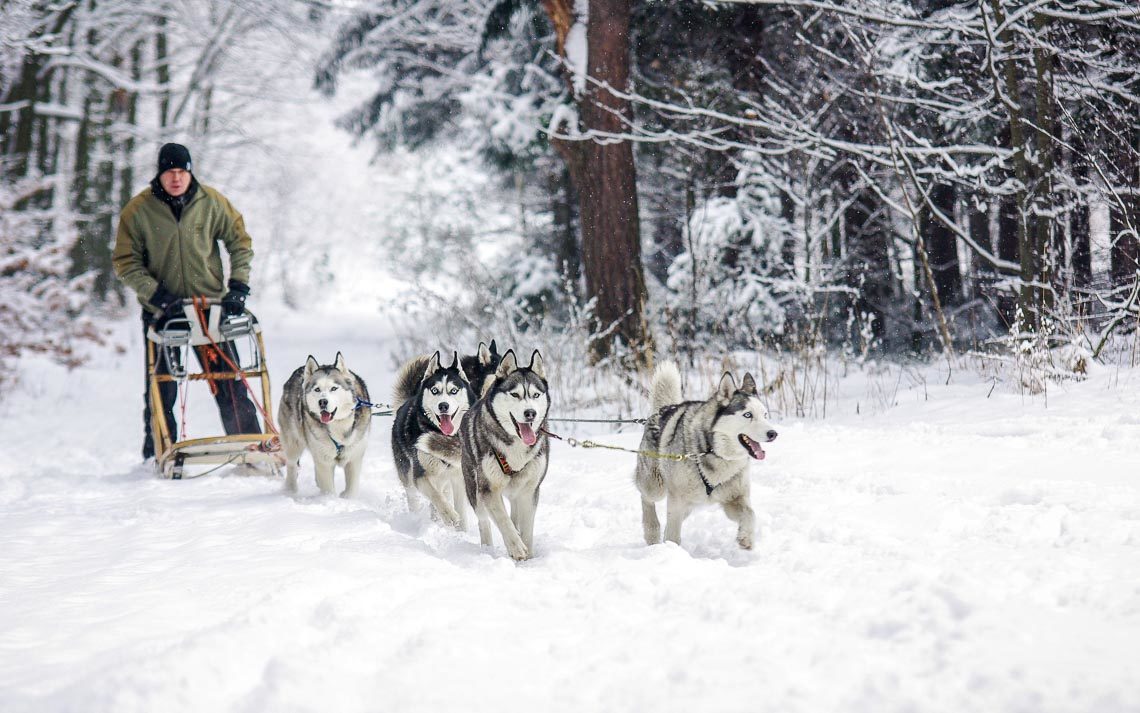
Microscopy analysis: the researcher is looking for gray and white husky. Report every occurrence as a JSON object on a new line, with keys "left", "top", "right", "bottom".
{"left": 459, "top": 349, "right": 550, "bottom": 560}
{"left": 635, "top": 362, "right": 777, "bottom": 550}
{"left": 391, "top": 351, "right": 476, "bottom": 528}
{"left": 278, "top": 353, "right": 371, "bottom": 497}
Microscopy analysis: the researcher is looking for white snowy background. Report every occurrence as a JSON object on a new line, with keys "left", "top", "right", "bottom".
{"left": 3, "top": 16, "right": 1140, "bottom": 713}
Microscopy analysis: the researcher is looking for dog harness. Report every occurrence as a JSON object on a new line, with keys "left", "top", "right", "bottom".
{"left": 493, "top": 450, "right": 514, "bottom": 475}
{"left": 695, "top": 458, "right": 717, "bottom": 496}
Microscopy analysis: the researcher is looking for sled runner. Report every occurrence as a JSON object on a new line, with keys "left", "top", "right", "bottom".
{"left": 146, "top": 297, "right": 284, "bottom": 479}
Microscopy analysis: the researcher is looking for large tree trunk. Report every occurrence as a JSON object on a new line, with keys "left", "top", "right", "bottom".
{"left": 543, "top": 0, "right": 652, "bottom": 367}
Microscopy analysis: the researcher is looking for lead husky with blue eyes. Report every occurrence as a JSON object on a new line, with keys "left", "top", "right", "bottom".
{"left": 279, "top": 353, "right": 371, "bottom": 497}
{"left": 459, "top": 349, "right": 550, "bottom": 560}
{"left": 391, "top": 351, "right": 476, "bottom": 528}
{"left": 635, "top": 362, "right": 777, "bottom": 550}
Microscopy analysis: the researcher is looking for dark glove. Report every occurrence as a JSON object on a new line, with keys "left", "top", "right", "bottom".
{"left": 149, "top": 283, "right": 183, "bottom": 323}
{"left": 222, "top": 279, "right": 250, "bottom": 317}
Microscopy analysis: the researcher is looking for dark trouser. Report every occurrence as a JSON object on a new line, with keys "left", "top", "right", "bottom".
{"left": 141, "top": 315, "right": 261, "bottom": 459}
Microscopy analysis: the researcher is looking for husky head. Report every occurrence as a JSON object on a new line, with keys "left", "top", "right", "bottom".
{"left": 461, "top": 339, "right": 502, "bottom": 397}
{"left": 710, "top": 372, "right": 778, "bottom": 461}
{"left": 420, "top": 350, "right": 474, "bottom": 436}
{"left": 302, "top": 352, "right": 358, "bottom": 425}
{"left": 489, "top": 349, "right": 550, "bottom": 447}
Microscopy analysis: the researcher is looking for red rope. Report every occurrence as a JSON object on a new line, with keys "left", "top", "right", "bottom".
{"left": 193, "top": 297, "right": 279, "bottom": 436}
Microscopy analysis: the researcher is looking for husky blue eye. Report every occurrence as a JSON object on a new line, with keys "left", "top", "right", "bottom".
{"left": 331, "top": 386, "right": 338, "bottom": 391}
{"left": 744, "top": 412, "right": 753, "bottom": 419}
{"left": 512, "top": 393, "right": 522, "bottom": 400}
{"left": 449, "top": 388, "right": 459, "bottom": 395}
{"left": 431, "top": 387, "right": 440, "bottom": 395}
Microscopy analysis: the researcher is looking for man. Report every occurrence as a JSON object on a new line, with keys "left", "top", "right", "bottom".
{"left": 113, "top": 142, "right": 261, "bottom": 460}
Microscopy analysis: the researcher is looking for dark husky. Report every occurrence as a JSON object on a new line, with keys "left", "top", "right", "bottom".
{"left": 634, "top": 362, "right": 777, "bottom": 550}
{"left": 391, "top": 351, "right": 476, "bottom": 528}
{"left": 459, "top": 349, "right": 550, "bottom": 560}
{"left": 279, "top": 353, "right": 371, "bottom": 497}
{"left": 460, "top": 339, "right": 502, "bottom": 397}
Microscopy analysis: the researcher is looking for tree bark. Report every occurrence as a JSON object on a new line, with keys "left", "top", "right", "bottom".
{"left": 543, "top": 0, "right": 652, "bottom": 366}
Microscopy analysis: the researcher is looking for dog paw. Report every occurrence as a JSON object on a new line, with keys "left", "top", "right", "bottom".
{"left": 340, "top": 489, "right": 357, "bottom": 499}
{"left": 737, "top": 533, "right": 754, "bottom": 550}
{"left": 507, "top": 540, "right": 531, "bottom": 561}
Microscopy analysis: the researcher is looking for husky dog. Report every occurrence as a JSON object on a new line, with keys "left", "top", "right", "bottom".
{"left": 391, "top": 351, "right": 476, "bottom": 528}
{"left": 460, "top": 339, "right": 502, "bottom": 397}
{"left": 635, "top": 362, "right": 777, "bottom": 550}
{"left": 459, "top": 349, "right": 550, "bottom": 560}
{"left": 278, "top": 353, "right": 371, "bottom": 497}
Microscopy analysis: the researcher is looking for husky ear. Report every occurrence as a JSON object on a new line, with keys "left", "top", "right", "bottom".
{"left": 741, "top": 372, "right": 758, "bottom": 396}
{"left": 334, "top": 352, "right": 347, "bottom": 373}
{"left": 478, "top": 341, "right": 492, "bottom": 366}
{"left": 529, "top": 350, "right": 545, "bottom": 379}
{"left": 304, "top": 355, "right": 320, "bottom": 378}
{"left": 489, "top": 339, "right": 499, "bottom": 357}
{"left": 424, "top": 351, "right": 442, "bottom": 381}
{"left": 716, "top": 372, "right": 736, "bottom": 404}
{"left": 496, "top": 349, "right": 518, "bottom": 379}
{"left": 448, "top": 350, "right": 460, "bottom": 370}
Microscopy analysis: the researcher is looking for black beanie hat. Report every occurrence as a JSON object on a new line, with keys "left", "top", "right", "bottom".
{"left": 157, "top": 143, "right": 192, "bottom": 174}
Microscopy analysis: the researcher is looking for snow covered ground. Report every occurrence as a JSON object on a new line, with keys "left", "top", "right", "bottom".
{"left": 1, "top": 306, "right": 1138, "bottom": 713}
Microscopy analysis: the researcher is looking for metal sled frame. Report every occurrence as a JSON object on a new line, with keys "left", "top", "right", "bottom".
{"left": 146, "top": 299, "right": 283, "bottom": 479}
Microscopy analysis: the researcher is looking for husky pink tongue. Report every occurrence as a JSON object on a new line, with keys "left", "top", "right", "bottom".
{"left": 320, "top": 411, "right": 333, "bottom": 424}
{"left": 438, "top": 413, "right": 454, "bottom": 435}
{"left": 743, "top": 435, "right": 765, "bottom": 460}
{"left": 517, "top": 422, "right": 537, "bottom": 446}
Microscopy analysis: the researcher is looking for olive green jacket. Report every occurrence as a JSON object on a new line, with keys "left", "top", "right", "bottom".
{"left": 112, "top": 182, "right": 253, "bottom": 315}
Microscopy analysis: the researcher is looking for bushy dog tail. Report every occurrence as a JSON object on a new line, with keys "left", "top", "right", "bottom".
{"left": 392, "top": 354, "right": 432, "bottom": 408}
{"left": 650, "top": 361, "right": 683, "bottom": 412}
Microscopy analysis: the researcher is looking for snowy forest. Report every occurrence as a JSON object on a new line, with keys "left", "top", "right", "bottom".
{"left": 4, "top": 3, "right": 1140, "bottom": 711}
{"left": 3, "top": 0, "right": 1139, "bottom": 381}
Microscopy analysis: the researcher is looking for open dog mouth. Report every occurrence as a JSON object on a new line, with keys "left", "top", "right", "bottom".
{"left": 437, "top": 412, "right": 455, "bottom": 436}
{"left": 511, "top": 415, "right": 538, "bottom": 446}
{"left": 320, "top": 408, "right": 336, "bottom": 424}
{"left": 739, "top": 434, "right": 765, "bottom": 460}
